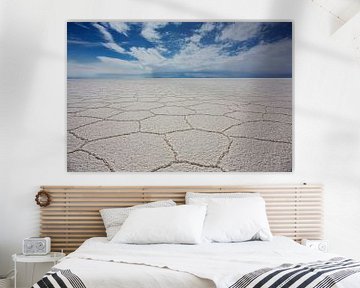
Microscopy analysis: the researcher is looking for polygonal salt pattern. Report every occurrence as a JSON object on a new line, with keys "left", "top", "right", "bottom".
{"left": 67, "top": 116, "right": 100, "bottom": 130}
{"left": 159, "top": 97, "right": 188, "bottom": 103}
{"left": 67, "top": 133, "right": 85, "bottom": 153}
{"left": 156, "top": 163, "right": 223, "bottom": 172}
{"left": 67, "top": 102, "right": 108, "bottom": 109}
{"left": 67, "top": 107, "right": 89, "bottom": 113}
{"left": 82, "top": 133, "right": 174, "bottom": 172}
{"left": 139, "top": 97, "right": 160, "bottom": 102}
{"left": 108, "top": 103, "right": 136, "bottom": 110}
{"left": 76, "top": 107, "right": 120, "bottom": 119}
{"left": 234, "top": 104, "right": 266, "bottom": 113}
{"left": 168, "top": 100, "right": 203, "bottom": 107}
{"left": 109, "top": 111, "right": 154, "bottom": 121}
{"left": 224, "top": 121, "right": 291, "bottom": 143}
{"left": 141, "top": 115, "right": 191, "bottom": 134}
{"left": 220, "top": 138, "right": 292, "bottom": 172}
{"left": 186, "top": 115, "right": 239, "bottom": 132}
{"left": 73, "top": 120, "right": 139, "bottom": 141}
{"left": 166, "top": 130, "right": 230, "bottom": 166}
{"left": 257, "top": 100, "right": 292, "bottom": 109}
{"left": 265, "top": 107, "right": 292, "bottom": 115}
{"left": 189, "top": 103, "right": 235, "bottom": 115}
{"left": 67, "top": 151, "right": 111, "bottom": 172}
{"left": 123, "top": 102, "right": 164, "bottom": 111}
{"left": 67, "top": 78, "right": 292, "bottom": 172}
{"left": 151, "top": 106, "right": 195, "bottom": 115}
{"left": 82, "top": 102, "right": 111, "bottom": 108}
{"left": 109, "top": 97, "right": 136, "bottom": 103}
{"left": 263, "top": 113, "right": 292, "bottom": 124}
{"left": 225, "top": 111, "right": 263, "bottom": 122}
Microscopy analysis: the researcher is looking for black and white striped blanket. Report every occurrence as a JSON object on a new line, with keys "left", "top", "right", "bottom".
{"left": 32, "top": 268, "right": 86, "bottom": 288}
{"left": 230, "top": 258, "right": 360, "bottom": 288}
{"left": 32, "top": 258, "right": 360, "bottom": 288}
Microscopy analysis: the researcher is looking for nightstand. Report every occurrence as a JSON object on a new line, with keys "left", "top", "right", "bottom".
{"left": 12, "top": 252, "right": 65, "bottom": 288}
{"left": 301, "top": 239, "right": 328, "bottom": 252}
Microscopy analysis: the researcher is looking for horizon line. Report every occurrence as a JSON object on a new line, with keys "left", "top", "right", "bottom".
{"left": 67, "top": 76, "right": 292, "bottom": 80}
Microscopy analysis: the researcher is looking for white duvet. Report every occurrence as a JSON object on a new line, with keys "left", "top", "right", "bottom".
{"left": 54, "top": 237, "right": 360, "bottom": 288}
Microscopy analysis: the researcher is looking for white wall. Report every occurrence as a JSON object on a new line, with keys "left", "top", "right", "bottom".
{"left": 1, "top": 0, "right": 360, "bottom": 286}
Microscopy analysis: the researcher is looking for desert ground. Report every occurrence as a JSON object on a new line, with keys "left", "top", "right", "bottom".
{"left": 67, "top": 78, "right": 292, "bottom": 172}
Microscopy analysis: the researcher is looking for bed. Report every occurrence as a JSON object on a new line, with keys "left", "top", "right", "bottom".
{"left": 33, "top": 185, "right": 360, "bottom": 288}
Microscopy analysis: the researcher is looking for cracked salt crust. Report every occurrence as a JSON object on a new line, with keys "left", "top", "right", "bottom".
{"left": 190, "top": 103, "right": 234, "bottom": 115}
{"left": 263, "top": 113, "right": 292, "bottom": 124}
{"left": 186, "top": 115, "right": 238, "bottom": 132}
{"left": 77, "top": 107, "right": 120, "bottom": 118}
{"left": 82, "top": 133, "right": 174, "bottom": 172}
{"left": 67, "top": 78, "right": 292, "bottom": 172}
{"left": 224, "top": 121, "right": 292, "bottom": 143}
{"left": 141, "top": 115, "right": 191, "bottom": 134}
{"left": 73, "top": 120, "right": 139, "bottom": 141}
{"left": 219, "top": 138, "right": 292, "bottom": 172}
{"left": 166, "top": 130, "right": 230, "bottom": 166}
{"left": 265, "top": 106, "right": 291, "bottom": 115}
{"left": 67, "top": 150, "right": 110, "bottom": 172}
{"left": 156, "top": 162, "right": 223, "bottom": 172}
{"left": 225, "top": 111, "right": 263, "bottom": 122}
{"left": 67, "top": 116, "right": 100, "bottom": 130}
{"left": 151, "top": 106, "right": 195, "bottom": 115}
{"left": 234, "top": 104, "right": 267, "bottom": 113}
{"left": 109, "top": 111, "right": 154, "bottom": 121}
{"left": 67, "top": 132, "right": 84, "bottom": 153}
{"left": 123, "top": 102, "right": 164, "bottom": 111}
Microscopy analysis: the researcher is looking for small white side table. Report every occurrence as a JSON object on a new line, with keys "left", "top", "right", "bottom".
{"left": 12, "top": 252, "right": 65, "bottom": 288}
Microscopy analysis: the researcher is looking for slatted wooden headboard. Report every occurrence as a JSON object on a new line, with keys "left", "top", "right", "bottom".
{"left": 39, "top": 184, "right": 323, "bottom": 253}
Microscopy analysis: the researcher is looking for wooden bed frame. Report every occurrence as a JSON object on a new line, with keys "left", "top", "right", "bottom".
{"left": 39, "top": 184, "right": 323, "bottom": 253}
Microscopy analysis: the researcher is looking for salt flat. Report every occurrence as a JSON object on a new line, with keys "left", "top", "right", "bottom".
{"left": 67, "top": 78, "right": 292, "bottom": 172}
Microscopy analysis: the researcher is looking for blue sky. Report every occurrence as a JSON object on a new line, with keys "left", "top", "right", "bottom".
{"left": 67, "top": 22, "right": 292, "bottom": 78}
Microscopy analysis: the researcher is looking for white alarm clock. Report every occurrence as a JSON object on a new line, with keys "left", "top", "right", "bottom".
{"left": 301, "top": 239, "right": 328, "bottom": 252}
{"left": 23, "top": 237, "right": 51, "bottom": 255}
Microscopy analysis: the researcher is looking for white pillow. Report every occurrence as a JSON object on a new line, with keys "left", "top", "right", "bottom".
{"left": 186, "top": 192, "right": 259, "bottom": 204}
{"left": 100, "top": 200, "right": 176, "bottom": 240}
{"left": 202, "top": 197, "right": 272, "bottom": 243}
{"left": 111, "top": 205, "right": 207, "bottom": 244}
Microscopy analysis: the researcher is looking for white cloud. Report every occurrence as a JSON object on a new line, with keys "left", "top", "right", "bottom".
{"left": 93, "top": 23, "right": 127, "bottom": 54}
{"left": 218, "top": 23, "right": 262, "bottom": 42}
{"left": 102, "top": 42, "right": 126, "bottom": 54}
{"left": 187, "top": 22, "right": 216, "bottom": 46}
{"left": 68, "top": 39, "right": 99, "bottom": 46}
{"left": 199, "top": 22, "right": 215, "bottom": 33}
{"left": 167, "top": 43, "right": 227, "bottom": 72}
{"left": 164, "top": 38, "right": 291, "bottom": 76}
{"left": 75, "top": 23, "right": 90, "bottom": 30}
{"left": 129, "top": 47, "right": 165, "bottom": 66}
{"left": 70, "top": 23, "right": 291, "bottom": 78}
{"left": 93, "top": 23, "right": 114, "bottom": 42}
{"left": 68, "top": 61, "right": 97, "bottom": 78}
{"left": 189, "top": 34, "right": 202, "bottom": 44}
{"left": 68, "top": 38, "right": 291, "bottom": 78}
{"left": 97, "top": 56, "right": 150, "bottom": 74}
{"left": 221, "top": 39, "right": 292, "bottom": 75}
{"left": 68, "top": 57, "right": 151, "bottom": 78}
{"left": 141, "top": 22, "right": 168, "bottom": 42}
{"left": 106, "top": 22, "right": 130, "bottom": 36}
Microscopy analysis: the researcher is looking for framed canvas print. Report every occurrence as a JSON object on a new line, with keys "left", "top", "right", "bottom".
{"left": 67, "top": 21, "right": 292, "bottom": 172}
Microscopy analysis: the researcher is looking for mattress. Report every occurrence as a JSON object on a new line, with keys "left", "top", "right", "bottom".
{"left": 35, "top": 236, "right": 360, "bottom": 288}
